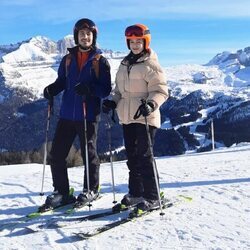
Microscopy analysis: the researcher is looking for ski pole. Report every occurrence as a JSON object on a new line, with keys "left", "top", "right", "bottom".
{"left": 82, "top": 101, "right": 91, "bottom": 209}
{"left": 106, "top": 113, "right": 117, "bottom": 204}
{"left": 40, "top": 99, "right": 53, "bottom": 196}
{"left": 136, "top": 99, "right": 165, "bottom": 216}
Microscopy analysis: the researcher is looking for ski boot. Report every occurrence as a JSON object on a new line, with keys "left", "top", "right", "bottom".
{"left": 112, "top": 193, "right": 143, "bottom": 212}
{"left": 74, "top": 189, "right": 99, "bottom": 208}
{"left": 38, "top": 189, "right": 76, "bottom": 212}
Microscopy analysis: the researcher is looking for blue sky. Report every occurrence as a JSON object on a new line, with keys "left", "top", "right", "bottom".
{"left": 0, "top": 0, "right": 250, "bottom": 67}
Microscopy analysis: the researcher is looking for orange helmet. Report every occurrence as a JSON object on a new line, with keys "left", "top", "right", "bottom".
{"left": 125, "top": 24, "right": 151, "bottom": 51}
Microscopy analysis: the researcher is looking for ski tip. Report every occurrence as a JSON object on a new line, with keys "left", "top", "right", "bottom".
{"left": 178, "top": 195, "right": 193, "bottom": 201}
{"left": 26, "top": 212, "right": 40, "bottom": 219}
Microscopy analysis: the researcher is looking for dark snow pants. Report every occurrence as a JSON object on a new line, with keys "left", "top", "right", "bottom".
{"left": 49, "top": 119, "right": 100, "bottom": 195}
{"left": 123, "top": 123, "right": 159, "bottom": 200}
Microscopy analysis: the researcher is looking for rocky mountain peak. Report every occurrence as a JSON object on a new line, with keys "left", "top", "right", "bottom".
{"left": 207, "top": 46, "right": 250, "bottom": 68}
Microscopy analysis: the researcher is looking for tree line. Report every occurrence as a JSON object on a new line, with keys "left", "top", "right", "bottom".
{"left": 0, "top": 142, "right": 126, "bottom": 166}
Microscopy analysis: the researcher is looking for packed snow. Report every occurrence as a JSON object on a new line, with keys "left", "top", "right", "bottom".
{"left": 0, "top": 144, "right": 250, "bottom": 249}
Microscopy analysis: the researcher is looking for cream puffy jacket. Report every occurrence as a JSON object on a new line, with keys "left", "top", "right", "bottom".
{"left": 111, "top": 49, "right": 168, "bottom": 128}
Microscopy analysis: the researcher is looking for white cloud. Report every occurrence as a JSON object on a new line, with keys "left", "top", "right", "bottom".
{"left": 1, "top": 0, "right": 250, "bottom": 25}
{"left": 39, "top": 0, "right": 250, "bottom": 22}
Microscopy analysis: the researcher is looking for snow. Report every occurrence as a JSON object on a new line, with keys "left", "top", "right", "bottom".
{"left": 235, "top": 67, "right": 250, "bottom": 85}
{"left": 0, "top": 36, "right": 123, "bottom": 98}
{"left": 1, "top": 144, "right": 250, "bottom": 249}
{"left": 1, "top": 37, "right": 249, "bottom": 104}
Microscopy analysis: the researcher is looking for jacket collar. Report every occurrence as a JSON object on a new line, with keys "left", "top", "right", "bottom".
{"left": 67, "top": 46, "right": 102, "bottom": 60}
{"left": 122, "top": 50, "right": 151, "bottom": 66}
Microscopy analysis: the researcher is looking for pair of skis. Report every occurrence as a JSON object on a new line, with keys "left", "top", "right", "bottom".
{"left": 2, "top": 194, "right": 192, "bottom": 240}
{"left": 68, "top": 195, "right": 192, "bottom": 239}
{"left": 25, "top": 204, "right": 125, "bottom": 232}
{"left": 74, "top": 199, "right": 174, "bottom": 239}
{"left": 26, "top": 195, "right": 189, "bottom": 237}
{"left": 25, "top": 192, "right": 168, "bottom": 231}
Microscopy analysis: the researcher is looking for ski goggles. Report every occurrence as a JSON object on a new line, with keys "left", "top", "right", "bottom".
{"left": 125, "top": 25, "right": 150, "bottom": 37}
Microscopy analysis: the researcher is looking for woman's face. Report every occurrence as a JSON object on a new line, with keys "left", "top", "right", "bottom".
{"left": 129, "top": 39, "right": 144, "bottom": 54}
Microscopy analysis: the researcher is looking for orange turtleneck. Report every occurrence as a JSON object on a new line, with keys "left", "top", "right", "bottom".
{"left": 77, "top": 51, "right": 90, "bottom": 71}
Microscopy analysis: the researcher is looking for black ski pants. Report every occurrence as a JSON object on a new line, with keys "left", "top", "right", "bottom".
{"left": 123, "top": 123, "right": 159, "bottom": 200}
{"left": 49, "top": 119, "right": 100, "bottom": 195}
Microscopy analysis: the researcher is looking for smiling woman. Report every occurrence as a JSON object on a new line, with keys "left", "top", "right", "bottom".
{"left": 128, "top": 39, "right": 144, "bottom": 54}
{"left": 101, "top": 22, "right": 169, "bottom": 215}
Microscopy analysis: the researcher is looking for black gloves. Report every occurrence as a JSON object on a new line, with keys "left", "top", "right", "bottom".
{"left": 138, "top": 101, "right": 155, "bottom": 117}
{"left": 43, "top": 82, "right": 64, "bottom": 100}
{"left": 74, "top": 83, "right": 90, "bottom": 96}
{"left": 43, "top": 85, "right": 54, "bottom": 109}
{"left": 102, "top": 99, "right": 117, "bottom": 113}
{"left": 43, "top": 86, "right": 53, "bottom": 100}
{"left": 43, "top": 84, "right": 54, "bottom": 106}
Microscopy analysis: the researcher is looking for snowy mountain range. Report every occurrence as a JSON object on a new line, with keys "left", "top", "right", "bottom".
{"left": 0, "top": 35, "right": 249, "bottom": 155}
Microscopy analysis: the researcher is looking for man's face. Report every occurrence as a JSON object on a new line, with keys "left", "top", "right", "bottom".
{"left": 78, "top": 28, "right": 93, "bottom": 49}
{"left": 129, "top": 39, "right": 144, "bottom": 54}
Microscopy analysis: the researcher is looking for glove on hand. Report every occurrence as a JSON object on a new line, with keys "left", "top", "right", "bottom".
{"left": 74, "top": 83, "right": 90, "bottom": 96}
{"left": 43, "top": 86, "right": 53, "bottom": 101}
{"left": 102, "top": 100, "right": 117, "bottom": 113}
{"left": 139, "top": 101, "right": 155, "bottom": 117}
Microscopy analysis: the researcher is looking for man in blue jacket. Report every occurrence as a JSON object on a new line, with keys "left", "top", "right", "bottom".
{"left": 41, "top": 18, "right": 111, "bottom": 211}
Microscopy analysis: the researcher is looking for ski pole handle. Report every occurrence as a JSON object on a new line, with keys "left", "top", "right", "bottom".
{"left": 133, "top": 99, "right": 146, "bottom": 120}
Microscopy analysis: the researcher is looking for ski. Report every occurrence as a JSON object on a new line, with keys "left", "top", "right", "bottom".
{"left": 25, "top": 203, "right": 130, "bottom": 232}
{"left": 24, "top": 195, "right": 107, "bottom": 232}
{"left": 74, "top": 200, "right": 174, "bottom": 239}
{"left": 47, "top": 206, "right": 129, "bottom": 229}
{"left": 0, "top": 188, "right": 75, "bottom": 232}
{"left": 0, "top": 202, "right": 77, "bottom": 233}
{"left": 73, "top": 195, "right": 193, "bottom": 239}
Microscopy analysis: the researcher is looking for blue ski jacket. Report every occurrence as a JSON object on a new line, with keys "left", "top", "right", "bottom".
{"left": 49, "top": 46, "right": 111, "bottom": 122}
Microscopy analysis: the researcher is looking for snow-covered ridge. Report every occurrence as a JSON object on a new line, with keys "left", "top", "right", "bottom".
{"left": 1, "top": 35, "right": 249, "bottom": 99}
{"left": 0, "top": 35, "right": 122, "bottom": 99}
{"left": 0, "top": 41, "right": 24, "bottom": 60}
{"left": 205, "top": 47, "right": 250, "bottom": 87}
{"left": 0, "top": 38, "right": 249, "bottom": 153}
{"left": 207, "top": 46, "right": 250, "bottom": 67}
{"left": 2, "top": 36, "right": 58, "bottom": 64}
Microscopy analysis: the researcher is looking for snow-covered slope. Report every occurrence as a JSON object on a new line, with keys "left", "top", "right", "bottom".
{"left": 0, "top": 144, "right": 249, "bottom": 249}
{"left": 161, "top": 49, "right": 250, "bottom": 151}
{"left": 0, "top": 35, "right": 122, "bottom": 99}
{"left": 0, "top": 38, "right": 249, "bottom": 153}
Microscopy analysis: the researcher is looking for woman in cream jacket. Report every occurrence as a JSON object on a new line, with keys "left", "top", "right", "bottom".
{"left": 102, "top": 24, "right": 168, "bottom": 213}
